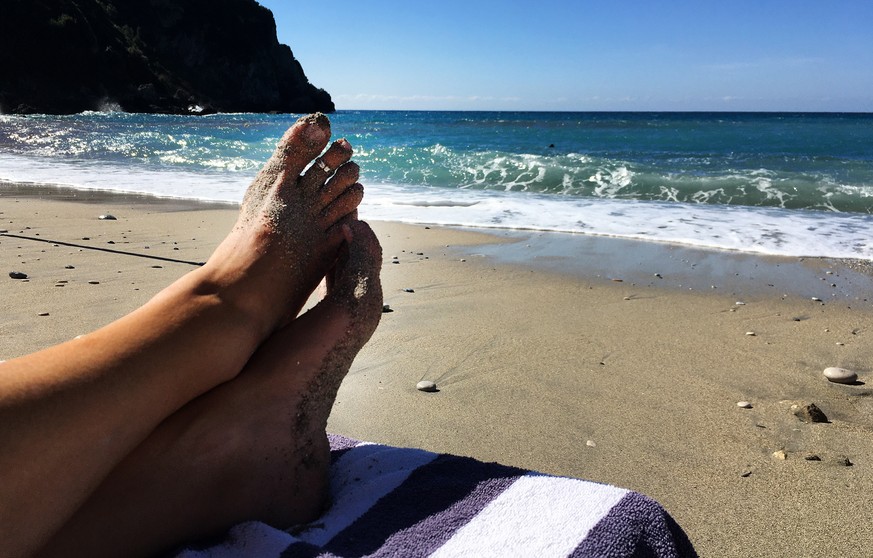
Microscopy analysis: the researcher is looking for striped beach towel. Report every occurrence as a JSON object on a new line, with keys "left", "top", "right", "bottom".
{"left": 175, "top": 434, "right": 695, "bottom": 557}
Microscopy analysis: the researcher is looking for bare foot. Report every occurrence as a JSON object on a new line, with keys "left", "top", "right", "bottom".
{"left": 0, "top": 116, "right": 365, "bottom": 558}
{"left": 201, "top": 113, "right": 365, "bottom": 336}
{"left": 37, "top": 222, "right": 383, "bottom": 558}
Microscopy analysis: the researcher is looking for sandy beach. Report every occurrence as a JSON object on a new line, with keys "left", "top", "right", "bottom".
{"left": 2, "top": 185, "right": 872, "bottom": 556}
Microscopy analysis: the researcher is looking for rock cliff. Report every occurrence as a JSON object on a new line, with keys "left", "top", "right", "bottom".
{"left": 0, "top": 0, "right": 334, "bottom": 114}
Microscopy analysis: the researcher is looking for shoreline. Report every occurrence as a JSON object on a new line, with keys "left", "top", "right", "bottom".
{"left": 5, "top": 181, "right": 873, "bottom": 302}
{"left": 3, "top": 187, "right": 873, "bottom": 555}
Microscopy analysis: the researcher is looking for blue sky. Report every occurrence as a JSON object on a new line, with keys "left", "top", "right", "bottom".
{"left": 257, "top": 0, "right": 873, "bottom": 112}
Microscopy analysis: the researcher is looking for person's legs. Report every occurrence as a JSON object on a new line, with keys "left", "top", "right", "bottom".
{"left": 37, "top": 220, "right": 383, "bottom": 558}
{"left": 0, "top": 113, "right": 363, "bottom": 557}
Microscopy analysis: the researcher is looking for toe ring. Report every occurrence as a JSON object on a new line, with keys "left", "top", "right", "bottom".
{"left": 316, "top": 159, "right": 331, "bottom": 174}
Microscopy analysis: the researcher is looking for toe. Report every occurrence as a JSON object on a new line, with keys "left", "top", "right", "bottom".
{"left": 275, "top": 113, "right": 332, "bottom": 179}
{"left": 299, "top": 138, "right": 353, "bottom": 191}
{"left": 320, "top": 162, "right": 360, "bottom": 205}
{"left": 321, "top": 184, "right": 364, "bottom": 227}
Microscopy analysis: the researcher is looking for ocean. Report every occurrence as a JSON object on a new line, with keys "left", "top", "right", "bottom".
{"left": 1, "top": 110, "right": 872, "bottom": 259}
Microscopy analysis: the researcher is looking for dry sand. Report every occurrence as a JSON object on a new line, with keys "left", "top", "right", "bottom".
{"left": 2, "top": 185, "right": 872, "bottom": 556}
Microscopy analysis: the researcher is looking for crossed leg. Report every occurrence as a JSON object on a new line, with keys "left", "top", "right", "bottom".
{"left": 0, "top": 113, "right": 364, "bottom": 557}
{"left": 37, "top": 220, "right": 384, "bottom": 558}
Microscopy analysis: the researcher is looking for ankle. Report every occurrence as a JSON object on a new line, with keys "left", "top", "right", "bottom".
{"left": 181, "top": 264, "right": 283, "bottom": 341}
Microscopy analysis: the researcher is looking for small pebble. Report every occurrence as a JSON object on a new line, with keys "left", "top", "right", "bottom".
{"left": 792, "top": 403, "right": 828, "bottom": 423}
{"left": 151, "top": 265, "right": 163, "bottom": 269}
{"left": 735, "top": 301, "right": 746, "bottom": 306}
{"left": 773, "top": 450, "right": 788, "bottom": 460}
{"left": 811, "top": 297, "right": 822, "bottom": 302}
{"left": 654, "top": 273, "right": 662, "bottom": 278}
{"left": 87, "top": 280, "right": 100, "bottom": 285}
{"left": 834, "top": 456, "right": 853, "bottom": 467}
{"left": 745, "top": 331, "right": 756, "bottom": 336}
{"left": 416, "top": 380, "right": 438, "bottom": 392}
{"left": 37, "top": 312, "right": 49, "bottom": 317}
{"left": 737, "top": 401, "right": 752, "bottom": 409}
{"left": 99, "top": 214, "right": 117, "bottom": 220}
{"left": 740, "top": 470, "right": 752, "bottom": 478}
{"left": 823, "top": 367, "right": 857, "bottom": 384}
{"left": 9, "top": 271, "right": 27, "bottom": 279}
{"left": 381, "top": 304, "right": 393, "bottom": 313}
{"left": 804, "top": 454, "right": 822, "bottom": 461}
{"left": 586, "top": 440, "right": 596, "bottom": 447}
{"left": 836, "top": 342, "right": 844, "bottom": 346}
{"left": 403, "top": 288, "right": 415, "bottom": 293}
{"left": 65, "top": 265, "right": 75, "bottom": 269}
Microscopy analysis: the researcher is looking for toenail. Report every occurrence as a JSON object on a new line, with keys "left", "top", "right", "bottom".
{"left": 304, "top": 123, "right": 328, "bottom": 143}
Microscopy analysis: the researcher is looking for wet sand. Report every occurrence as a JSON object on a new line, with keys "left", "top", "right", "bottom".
{"left": 2, "top": 185, "right": 872, "bottom": 556}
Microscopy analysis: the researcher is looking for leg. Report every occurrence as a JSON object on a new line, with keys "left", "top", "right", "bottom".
{"left": 0, "top": 114, "right": 363, "bottom": 557}
{"left": 37, "top": 221, "right": 384, "bottom": 558}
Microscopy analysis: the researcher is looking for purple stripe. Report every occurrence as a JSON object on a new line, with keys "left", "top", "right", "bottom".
{"left": 323, "top": 454, "right": 526, "bottom": 557}
{"left": 570, "top": 492, "right": 697, "bottom": 558}
{"left": 369, "top": 475, "right": 520, "bottom": 557}
{"left": 277, "top": 541, "right": 327, "bottom": 558}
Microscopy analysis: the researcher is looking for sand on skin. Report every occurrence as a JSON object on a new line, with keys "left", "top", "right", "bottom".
{"left": 1, "top": 186, "right": 872, "bottom": 557}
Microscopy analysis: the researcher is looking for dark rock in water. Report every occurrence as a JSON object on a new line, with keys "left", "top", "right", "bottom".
{"left": 99, "top": 214, "right": 117, "bottom": 220}
{"left": 0, "top": 0, "right": 333, "bottom": 114}
{"left": 9, "top": 271, "right": 27, "bottom": 279}
{"left": 792, "top": 403, "right": 829, "bottom": 423}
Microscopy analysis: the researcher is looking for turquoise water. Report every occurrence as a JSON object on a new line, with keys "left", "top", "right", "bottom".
{"left": 2, "top": 111, "right": 873, "bottom": 258}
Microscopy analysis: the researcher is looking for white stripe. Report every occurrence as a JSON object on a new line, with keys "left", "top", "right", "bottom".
{"left": 297, "top": 443, "right": 440, "bottom": 546}
{"left": 430, "top": 473, "right": 628, "bottom": 558}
